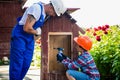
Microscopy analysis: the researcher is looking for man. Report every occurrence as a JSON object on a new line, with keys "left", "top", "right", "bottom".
{"left": 9, "top": 0, "right": 67, "bottom": 80}
{"left": 57, "top": 36, "right": 100, "bottom": 80}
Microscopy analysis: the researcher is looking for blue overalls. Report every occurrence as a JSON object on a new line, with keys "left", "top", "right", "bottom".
{"left": 9, "top": 3, "right": 45, "bottom": 80}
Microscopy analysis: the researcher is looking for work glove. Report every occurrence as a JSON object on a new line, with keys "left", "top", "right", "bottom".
{"left": 57, "top": 53, "right": 67, "bottom": 62}
{"left": 36, "top": 27, "right": 41, "bottom": 36}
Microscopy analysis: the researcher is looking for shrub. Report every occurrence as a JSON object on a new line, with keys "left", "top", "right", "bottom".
{"left": 85, "top": 25, "right": 120, "bottom": 80}
{"left": 31, "top": 38, "right": 41, "bottom": 68}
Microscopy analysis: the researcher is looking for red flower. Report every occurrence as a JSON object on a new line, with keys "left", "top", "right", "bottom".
{"left": 36, "top": 38, "right": 41, "bottom": 44}
{"left": 94, "top": 27, "right": 98, "bottom": 31}
{"left": 86, "top": 28, "right": 90, "bottom": 32}
{"left": 98, "top": 26, "right": 102, "bottom": 30}
{"left": 101, "top": 26, "right": 106, "bottom": 31}
{"left": 93, "top": 32, "right": 97, "bottom": 36}
{"left": 96, "top": 36, "right": 101, "bottom": 41}
{"left": 104, "top": 30, "right": 108, "bottom": 34}
{"left": 105, "top": 24, "right": 109, "bottom": 29}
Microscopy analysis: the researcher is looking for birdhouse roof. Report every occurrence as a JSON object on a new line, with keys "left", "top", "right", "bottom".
{"left": 67, "top": 8, "right": 80, "bottom": 14}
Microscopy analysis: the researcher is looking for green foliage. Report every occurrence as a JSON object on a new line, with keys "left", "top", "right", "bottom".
{"left": 31, "top": 43, "right": 41, "bottom": 68}
{"left": 85, "top": 25, "right": 120, "bottom": 80}
{"left": 0, "top": 57, "right": 9, "bottom": 65}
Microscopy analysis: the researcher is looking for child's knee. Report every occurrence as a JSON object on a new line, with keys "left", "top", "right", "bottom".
{"left": 66, "top": 70, "right": 72, "bottom": 75}
{"left": 66, "top": 70, "right": 69, "bottom": 76}
{"left": 66, "top": 70, "right": 76, "bottom": 80}
{"left": 66, "top": 70, "right": 74, "bottom": 78}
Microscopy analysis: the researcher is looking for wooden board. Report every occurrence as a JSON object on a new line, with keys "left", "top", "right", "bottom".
{"left": 48, "top": 32, "right": 73, "bottom": 73}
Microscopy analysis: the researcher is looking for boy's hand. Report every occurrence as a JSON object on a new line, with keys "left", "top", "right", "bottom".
{"left": 62, "top": 54, "right": 67, "bottom": 59}
{"left": 57, "top": 54, "right": 67, "bottom": 62}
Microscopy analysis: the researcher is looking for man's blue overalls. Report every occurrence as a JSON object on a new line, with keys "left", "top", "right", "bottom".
{"left": 9, "top": 3, "right": 44, "bottom": 80}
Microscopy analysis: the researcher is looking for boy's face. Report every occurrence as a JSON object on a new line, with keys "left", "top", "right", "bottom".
{"left": 74, "top": 43, "right": 82, "bottom": 52}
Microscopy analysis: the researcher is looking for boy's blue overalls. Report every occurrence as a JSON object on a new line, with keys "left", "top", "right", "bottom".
{"left": 9, "top": 3, "right": 44, "bottom": 80}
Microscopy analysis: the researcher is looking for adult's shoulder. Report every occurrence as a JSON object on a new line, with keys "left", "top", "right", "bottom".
{"left": 30, "top": 3, "right": 41, "bottom": 10}
{"left": 26, "top": 2, "right": 43, "bottom": 21}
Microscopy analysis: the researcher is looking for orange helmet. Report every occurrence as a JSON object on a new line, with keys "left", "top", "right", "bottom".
{"left": 74, "top": 36, "right": 92, "bottom": 50}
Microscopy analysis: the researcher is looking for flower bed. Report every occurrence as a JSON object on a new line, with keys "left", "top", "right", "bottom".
{"left": 85, "top": 25, "right": 120, "bottom": 80}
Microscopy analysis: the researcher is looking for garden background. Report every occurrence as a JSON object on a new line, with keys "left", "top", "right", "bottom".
{"left": 32, "top": 24, "right": 120, "bottom": 80}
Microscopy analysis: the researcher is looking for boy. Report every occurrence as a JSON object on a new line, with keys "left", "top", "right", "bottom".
{"left": 57, "top": 36, "right": 100, "bottom": 80}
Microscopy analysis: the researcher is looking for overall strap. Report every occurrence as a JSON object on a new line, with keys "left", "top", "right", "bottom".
{"left": 33, "top": 2, "right": 45, "bottom": 29}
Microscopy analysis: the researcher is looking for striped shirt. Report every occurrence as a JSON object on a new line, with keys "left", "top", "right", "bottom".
{"left": 62, "top": 52, "right": 100, "bottom": 80}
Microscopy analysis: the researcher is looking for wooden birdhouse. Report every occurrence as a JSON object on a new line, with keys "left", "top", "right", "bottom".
{"left": 41, "top": 8, "right": 85, "bottom": 80}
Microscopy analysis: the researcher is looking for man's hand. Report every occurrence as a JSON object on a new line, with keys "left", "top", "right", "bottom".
{"left": 57, "top": 53, "right": 67, "bottom": 62}
{"left": 36, "top": 27, "right": 41, "bottom": 36}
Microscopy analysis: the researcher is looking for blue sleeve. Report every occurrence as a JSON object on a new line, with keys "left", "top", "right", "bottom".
{"left": 62, "top": 55, "right": 87, "bottom": 70}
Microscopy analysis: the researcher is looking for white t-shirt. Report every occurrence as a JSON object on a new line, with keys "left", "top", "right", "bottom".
{"left": 19, "top": 2, "right": 46, "bottom": 25}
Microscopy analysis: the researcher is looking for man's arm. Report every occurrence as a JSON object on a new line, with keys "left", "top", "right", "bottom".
{"left": 23, "top": 14, "right": 38, "bottom": 35}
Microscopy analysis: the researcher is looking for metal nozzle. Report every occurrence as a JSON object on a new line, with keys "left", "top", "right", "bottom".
{"left": 53, "top": 47, "right": 64, "bottom": 51}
